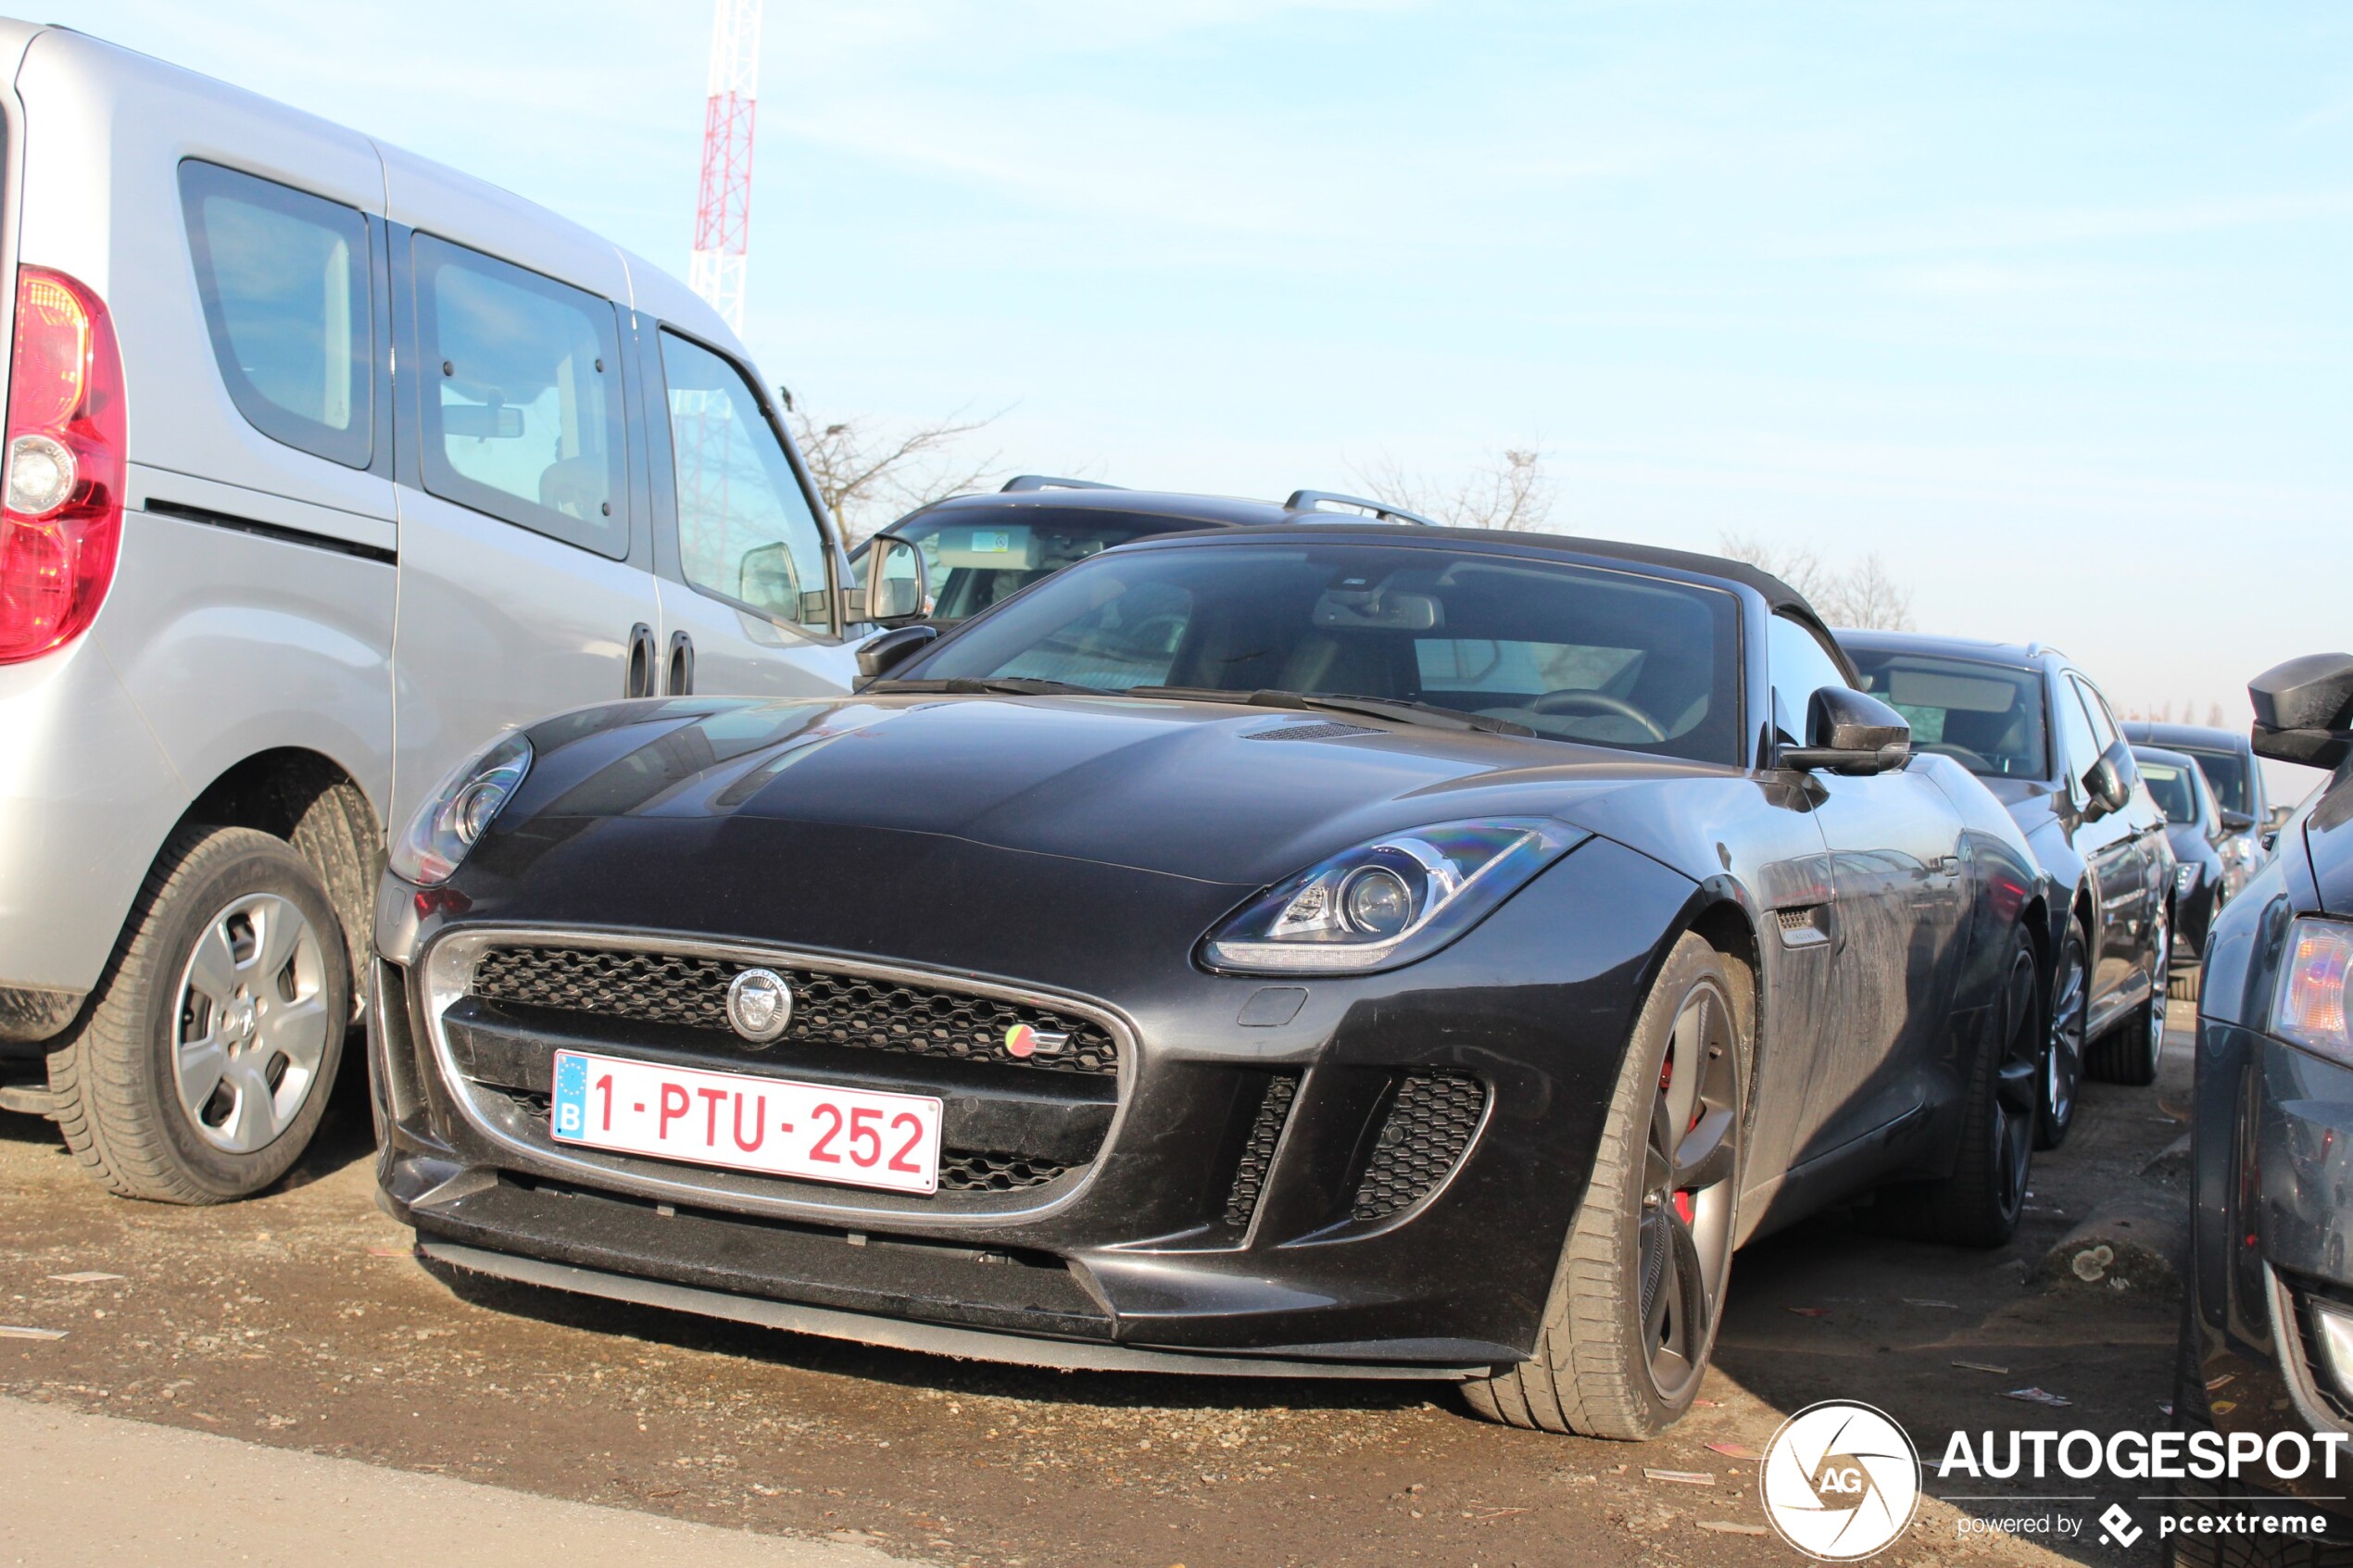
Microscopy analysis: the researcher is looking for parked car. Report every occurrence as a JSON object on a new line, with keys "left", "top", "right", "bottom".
{"left": 2174, "top": 652, "right": 2353, "bottom": 1560}
{"left": 1839, "top": 633, "right": 2174, "bottom": 1147}
{"left": 848, "top": 478, "right": 1438, "bottom": 627}
{"left": 2121, "top": 721, "right": 2274, "bottom": 901}
{"left": 2131, "top": 745, "right": 2229, "bottom": 994}
{"left": 0, "top": 24, "right": 861, "bottom": 1203}
{"left": 372, "top": 523, "right": 2055, "bottom": 1439}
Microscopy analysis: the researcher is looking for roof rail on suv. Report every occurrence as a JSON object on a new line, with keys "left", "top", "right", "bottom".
{"left": 1282, "top": 490, "right": 1441, "bottom": 528}
{"left": 1000, "top": 475, "right": 1125, "bottom": 494}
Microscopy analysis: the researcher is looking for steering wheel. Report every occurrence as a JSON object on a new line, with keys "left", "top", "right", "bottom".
{"left": 1529, "top": 688, "right": 1667, "bottom": 742}
{"left": 1919, "top": 742, "right": 1995, "bottom": 773}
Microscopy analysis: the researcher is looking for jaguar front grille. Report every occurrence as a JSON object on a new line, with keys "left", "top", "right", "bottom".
{"left": 469, "top": 944, "right": 1118, "bottom": 1077}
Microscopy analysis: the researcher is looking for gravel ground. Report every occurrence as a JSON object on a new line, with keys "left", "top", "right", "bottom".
{"left": 0, "top": 1020, "right": 2196, "bottom": 1568}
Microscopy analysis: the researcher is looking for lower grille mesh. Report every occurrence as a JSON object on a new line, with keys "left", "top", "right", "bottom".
{"left": 1353, "top": 1073, "right": 1487, "bottom": 1221}
{"left": 469, "top": 944, "right": 1117, "bottom": 1076}
{"left": 937, "top": 1151, "right": 1068, "bottom": 1193}
{"left": 1223, "top": 1075, "right": 1297, "bottom": 1228}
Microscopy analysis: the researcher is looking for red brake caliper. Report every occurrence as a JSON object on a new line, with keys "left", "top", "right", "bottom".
{"left": 1661, "top": 1057, "right": 1697, "bottom": 1223}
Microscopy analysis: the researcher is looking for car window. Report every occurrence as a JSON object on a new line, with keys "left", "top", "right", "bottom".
{"left": 2051, "top": 674, "right": 2101, "bottom": 793}
{"left": 2139, "top": 759, "right": 2198, "bottom": 824}
{"left": 180, "top": 161, "right": 372, "bottom": 469}
{"left": 1767, "top": 613, "right": 1850, "bottom": 741}
{"left": 413, "top": 235, "right": 627, "bottom": 558}
{"left": 872, "top": 510, "right": 1202, "bottom": 624}
{"left": 916, "top": 542, "right": 1745, "bottom": 763}
{"left": 2070, "top": 675, "right": 2137, "bottom": 788}
{"left": 659, "top": 332, "right": 832, "bottom": 633}
{"left": 1848, "top": 651, "right": 2048, "bottom": 779}
{"left": 2181, "top": 746, "right": 2253, "bottom": 817}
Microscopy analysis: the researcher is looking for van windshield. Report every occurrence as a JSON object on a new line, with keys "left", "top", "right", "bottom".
{"left": 897, "top": 540, "right": 1744, "bottom": 763}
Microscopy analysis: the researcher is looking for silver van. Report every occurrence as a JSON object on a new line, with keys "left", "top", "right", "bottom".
{"left": 0, "top": 23, "right": 864, "bottom": 1200}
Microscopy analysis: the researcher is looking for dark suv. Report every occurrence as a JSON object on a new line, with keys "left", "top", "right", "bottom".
{"left": 1839, "top": 633, "right": 2173, "bottom": 1147}
{"left": 2121, "top": 721, "right": 2275, "bottom": 906}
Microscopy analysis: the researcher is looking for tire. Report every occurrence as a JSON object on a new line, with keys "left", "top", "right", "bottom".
{"left": 1865, "top": 928, "right": 2036, "bottom": 1248}
{"left": 44, "top": 824, "right": 350, "bottom": 1203}
{"left": 2037, "top": 916, "right": 2089, "bottom": 1149}
{"left": 2088, "top": 899, "right": 2168, "bottom": 1087}
{"left": 1464, "top": 933, "right": 1749, "bottom": 1439}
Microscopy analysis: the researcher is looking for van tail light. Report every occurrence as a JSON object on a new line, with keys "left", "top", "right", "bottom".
{"left": 0, "top": 267, "right": 125, "bottom": 664}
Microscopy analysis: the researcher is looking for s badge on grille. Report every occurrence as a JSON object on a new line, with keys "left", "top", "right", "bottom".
{"left": 1003, "top": 1022, "right": 1068, "bottom": 1059}
{"left": 725, "top": 968, "right": 793, "bottom": 1044}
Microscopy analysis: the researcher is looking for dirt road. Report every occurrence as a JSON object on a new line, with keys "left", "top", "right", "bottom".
{"left": 0, "top": 1023, "right": 2194, "bottom": 1567}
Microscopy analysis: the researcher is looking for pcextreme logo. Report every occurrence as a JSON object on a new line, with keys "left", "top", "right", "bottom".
{"left": 1759, "top": 1400, "right": 1923, "bottom": 1561}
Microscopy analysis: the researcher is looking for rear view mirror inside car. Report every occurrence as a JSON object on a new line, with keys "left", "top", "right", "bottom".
{"left": 441, "top": 401, "right": 526, "bottom": 439}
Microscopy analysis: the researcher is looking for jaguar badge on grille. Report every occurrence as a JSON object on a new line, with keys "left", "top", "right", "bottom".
{"left": 725, "top": 968, "right": 793, "bottom": 1044}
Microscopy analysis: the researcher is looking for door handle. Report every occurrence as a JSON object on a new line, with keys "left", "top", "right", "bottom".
{"left": 665, "top": 630, "right": 695, "bottom": 696}
{"left": 624, "top": 622, "right": 655, "bottom": 698}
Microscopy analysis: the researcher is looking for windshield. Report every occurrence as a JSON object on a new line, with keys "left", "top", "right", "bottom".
{"left": 2178, "top": 746, "right": 2251, "bottom": 816}
{"left": 861, "top": 508, "right": 1213, "bottom": 624}
{"left": 1847, "top": 651, "right": 2048, "bottom": 779}
{"left": 900, "top": 540, "right": 1744, "bottom": 762}
{"left": 2138, "top": 759, "right": 2200, "bottom": 824}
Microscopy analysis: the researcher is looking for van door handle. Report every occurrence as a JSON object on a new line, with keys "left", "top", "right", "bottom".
{"left": 624, "top": 622, "right": 655, "bottom": 698}
{"left": 665, "top": 631, "right": 695, "bottom": 696}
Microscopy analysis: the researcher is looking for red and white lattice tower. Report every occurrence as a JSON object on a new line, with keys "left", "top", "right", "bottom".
{"left": 689, "top": 0, "right": 762, "bottom": 335}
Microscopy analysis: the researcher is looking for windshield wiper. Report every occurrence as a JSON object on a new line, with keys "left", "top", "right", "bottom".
{"left": 865, "top": 677, "right": 1109, "bottom": 696}
{"left": 1123, "top": 686, "right": 1539, "bottom": 739}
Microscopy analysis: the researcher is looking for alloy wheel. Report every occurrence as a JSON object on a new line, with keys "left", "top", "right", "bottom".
{"left": 2145, "top": 907, "right": 2171, "bottom": 1060}
{"left": 1991, "top": 949, "right": 2039, "bottom": 1218}
{"left": 1638, "top": 977, "right": 1741, "bottom": 1405}
{"left": 171, "top": 892, "right": 332, "bottom": 1154}
{"left": 2044, "top": 926, "right": 2088, "bottom": 1135}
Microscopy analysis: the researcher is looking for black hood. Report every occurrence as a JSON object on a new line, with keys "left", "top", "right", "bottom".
{"left": 498, "top": 694, "right": 1718, "bottom": 890}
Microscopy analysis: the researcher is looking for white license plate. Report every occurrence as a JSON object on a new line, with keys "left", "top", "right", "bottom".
{"left": 548, "top": 1049, "right": 943, "bottom": 1196}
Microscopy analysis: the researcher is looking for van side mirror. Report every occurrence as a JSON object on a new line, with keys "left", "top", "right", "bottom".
{"left": 2250, "top": 652, "right": 2353, "bottom": 768}
{"left": 1781, "top": 687, "right": 1911, "bottom": 775}
{"left": 2081, "top": 740, "right": 2135, "bottom": 821}
{"left": 856, "top": 534, "right": 930, "bottom": 625}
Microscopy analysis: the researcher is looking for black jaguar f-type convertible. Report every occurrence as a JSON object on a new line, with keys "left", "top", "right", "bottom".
{"left": 369, "top": 524, "right": 2054, "bottom": 1439}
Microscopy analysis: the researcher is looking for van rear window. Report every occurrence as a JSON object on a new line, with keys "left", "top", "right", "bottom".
{"left": 179, "top": 161, "right": 373, "bottom": 470}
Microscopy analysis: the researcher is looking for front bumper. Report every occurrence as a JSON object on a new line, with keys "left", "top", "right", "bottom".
{"left": 371, "top": 833, "right": 1695, "bottom": 1373}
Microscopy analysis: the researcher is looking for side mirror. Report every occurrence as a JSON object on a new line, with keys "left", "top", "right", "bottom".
{"left": 2219, "top": 809, "right": 2257, "bottom": 834}
{"left": 1781, "top": 687, "right": 1911, "bottom": 775}
{"left": 856, "top": 533, "right": 930, "bottom": 624}
{"left": 2250, "top": 652, "right": 2353, "bottom": 768}
{"left": 2080, "top": 740, "right": 2135, "bottom": 821}
{"left": 855, "top": 624, "right": 939, "bottom": 680}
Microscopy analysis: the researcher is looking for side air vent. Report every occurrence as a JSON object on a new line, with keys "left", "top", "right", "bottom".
{"left": 1353, "top": 1073, "right": 1488, "bottom": 1222}
{"left": 1775, "top": 905, "right": 1830, "bottom": 948}
{"left": 1223, "top": 1074, "right": 1298, "bottom": 1228}
{"left": 1246, "top": 721, "right": 1377, "bottom": 742}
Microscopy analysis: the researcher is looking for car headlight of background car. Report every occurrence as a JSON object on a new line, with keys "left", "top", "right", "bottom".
{"left": 2272, "top": 917, "right": 2353, "bottom": 1065}
{"left": 388, "top": 731, "right": 533, "bottom": 887}
{"left": 1201, "top": 817, "right": 1582, "bottom": 975}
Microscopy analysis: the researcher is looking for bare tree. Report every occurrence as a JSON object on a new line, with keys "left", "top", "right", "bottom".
{"left": 1350, "top": 447, "right": 1558, "bottom": 532}
{"left": 785, "top": 400, "right": 1006, "bottom": 544}
{"left": 1717, "top": 533, "right": 1915, "bottom": 631}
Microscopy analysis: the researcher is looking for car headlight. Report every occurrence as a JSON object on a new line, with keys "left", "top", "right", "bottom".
{"left": 388, "top": 731, "right": 533, "bottom": 887}
{"left": 2272, "top": 917, "right": 2353, "bottom": 1064}
{"left": 1201, "top": 817, "right": 1583, "bottom": 974}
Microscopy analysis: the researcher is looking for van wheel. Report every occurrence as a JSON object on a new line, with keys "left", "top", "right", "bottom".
{"left": 1864, "top": 928, "right": 2036, "bottom": 1248}
{"left": 45, "top": 825, "right": 349, "bottom": 1203}
{"left": 1464, "top": 934, "right": 1748, "bottom": 1439}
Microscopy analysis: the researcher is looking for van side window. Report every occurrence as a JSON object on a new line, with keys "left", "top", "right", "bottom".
{"left": 413, "top": 236, "right": 627, "bottom": 559}
{"left": 658, "top": 331, "right": 832, "bottom": 633}
{"left": 179, "top": 161, "right": 372, "bottom": 470}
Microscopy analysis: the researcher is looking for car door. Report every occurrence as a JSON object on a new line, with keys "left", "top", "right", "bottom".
{"left": 384, "top": 229, "right": 663, "bottom": 838}
{"left": 2066, "top": 673, "right": 2160, "bottom": 1023}
{"left": 643, "top": 324, "right": 862, "bottom": 698}
{"left": 1768, "top": 616, "right": 1969, "bottom": 1159}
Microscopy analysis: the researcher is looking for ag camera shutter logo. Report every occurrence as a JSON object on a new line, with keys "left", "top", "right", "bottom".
{"left": 1760, "top": 1400, "right": 1922, "bottom": 1561}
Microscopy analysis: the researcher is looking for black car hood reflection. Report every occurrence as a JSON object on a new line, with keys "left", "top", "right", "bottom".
{"left": 507, "top": 694, "right": 1723, "bottom": 889}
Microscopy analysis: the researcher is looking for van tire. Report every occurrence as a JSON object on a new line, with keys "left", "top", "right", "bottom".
{"left": 45, "top": 825, "right": 350, "bottom": 1204}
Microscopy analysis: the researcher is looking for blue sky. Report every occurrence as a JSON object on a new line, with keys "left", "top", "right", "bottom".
{"left": 57, "top": 1, "right": 2353, "bottom": 773}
